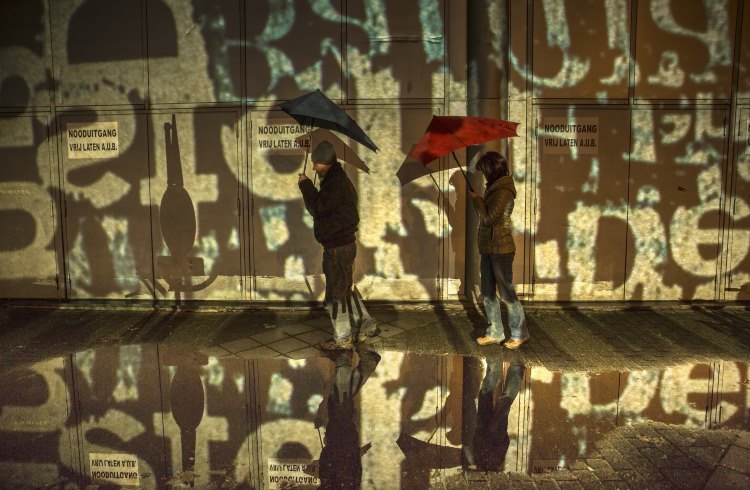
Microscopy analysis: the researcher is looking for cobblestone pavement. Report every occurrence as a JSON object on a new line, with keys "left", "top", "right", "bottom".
{"left": 2, "top": 301, "right": 749, "bottom": 373}
{"left": 1, "top": 301, "right": 749, "bottom": 488}
{"left": 440, "top": 424, "right": 750, "bottom": 489}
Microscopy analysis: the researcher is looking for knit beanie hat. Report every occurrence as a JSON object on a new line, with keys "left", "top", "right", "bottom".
{"left": 311, "top": 140, "right": 337, "bottom": 164}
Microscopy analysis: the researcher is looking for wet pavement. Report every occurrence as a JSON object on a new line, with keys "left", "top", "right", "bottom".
{"left": 1, "top": 302, "right": 749, "bottom": 489}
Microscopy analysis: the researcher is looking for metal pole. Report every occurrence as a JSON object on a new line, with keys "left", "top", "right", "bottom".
{"left": 462, "top": 7, "right": 509, "bottom": 454}
{"left": 465, "top": 0, "right": 508, "bottom": 301}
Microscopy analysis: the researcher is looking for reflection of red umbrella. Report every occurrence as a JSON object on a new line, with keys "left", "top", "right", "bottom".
{"left": 410, "top": 116, "right": 519, "bottom": 192}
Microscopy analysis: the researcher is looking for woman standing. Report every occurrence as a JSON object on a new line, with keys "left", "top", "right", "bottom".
{"left": 469, "top": 152, "right": 529, "bottom": 349}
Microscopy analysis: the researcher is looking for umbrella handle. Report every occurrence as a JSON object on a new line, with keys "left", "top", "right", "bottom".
{"left": 452, "top": 152, "right": 474, "bottom": 193}
{"left": 303, "top": 148, "right": 309, "bottom": 174}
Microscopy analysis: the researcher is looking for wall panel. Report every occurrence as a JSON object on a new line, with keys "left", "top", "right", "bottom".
{"left": 634, "top": 0, "right": 737, "bottom": 101}
{"left": 0, "top": 114, "right": 59, "bottom": 299}
{"left": 726, "top": 108, "right": 750, "bottom": 299}
{"left": 148, "top": 0, "right": 242, "bottom": 104}
{"left": 531, "top": 0, "right": 630, "bottom": 101}
{"left": 51, "top": 0, "right": 147, "bottom": 107}
{"left": 148, "top": 110, "right": 243, "bottom": 302}
{"left": 248, "top": 109, "right": 327, "bottom": 301}
{"left": 245, "top": 0, "right": 344, "bottom": 102}
{"left": 346, "top": 0, "right": 445, "bottom": 101}
{"left": 60, "top": 112, "right": 152, "bottom": 300}
{"left": 736, "top": 1, "right": 750, "bottom": 101}
{"left": 626, "top": 108, "right": 726, "bottom": 300}
{"left": 533, "top": 107, "right": 630, "bottom": 301}
{"left": 0, "top": 0, "right": 52, "bottom": 108}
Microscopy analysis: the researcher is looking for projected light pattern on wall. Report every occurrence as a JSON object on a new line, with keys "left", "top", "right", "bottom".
{"left": 1, "top": 349, "right": 747, "bottom": 487}
{"left": 0, "top": 0, "right": 748, "bottom": 302}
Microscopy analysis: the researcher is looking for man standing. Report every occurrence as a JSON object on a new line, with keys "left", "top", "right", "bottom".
{"left": 298, "top": 141, "right": 379, "bottom": 350}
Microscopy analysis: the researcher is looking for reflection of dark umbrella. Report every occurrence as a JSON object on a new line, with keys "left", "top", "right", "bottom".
{"left": 295, "top": 128, "right": 370, "bottom": 174}
{"left": 396, "top": 432, "right": 462, "bottom": 470}
{"left": 280, "top": 89, "right": 378, "bottom": 153}
{"left": 410, "top": 116, "right": 519, "bottom": 192}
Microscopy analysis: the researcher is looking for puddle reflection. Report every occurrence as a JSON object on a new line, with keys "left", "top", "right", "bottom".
{"left": 1, "top": 347, "right": 748, "bottom": 488}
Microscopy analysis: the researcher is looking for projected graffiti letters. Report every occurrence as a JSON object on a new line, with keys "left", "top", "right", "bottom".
{"left": 0, "top": 0, "right": 748, "bottom": 302}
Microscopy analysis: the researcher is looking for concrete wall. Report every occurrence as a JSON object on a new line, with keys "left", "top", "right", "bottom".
{"left": 0, "top": 0, "right": 748, "bottom": 303}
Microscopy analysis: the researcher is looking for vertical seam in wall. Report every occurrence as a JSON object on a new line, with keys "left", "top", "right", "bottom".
{"left": 145, "top": 111, "right": 157, "bottom": 305}
{"left": 342, "top": 1, "right": 347, "bottom": 104}
{"left": 142, "top": 0, "right": 150, "bottom": 109}
{"left": 721, "top": 0, "right": 746, "bottom": 299}
{"left": 623, "top": 0, "right": 639, "bottom": 301}
{"left": 526, "top": 0, "right": 535, "bottom": 300}
{"left": 141, "top": 0, "right": 155, "bottom": 303}
{"left": 47, "top": 0, "right": 69, "bottom": 300}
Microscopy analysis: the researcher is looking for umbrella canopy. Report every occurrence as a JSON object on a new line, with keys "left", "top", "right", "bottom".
{"left": 280, "top": 89, "right": 379, "bottom": 153}
{"left": 396, "top": 145, "right": 460, "bottom": 187}
{"left": 295, "top": 128, "right": 370, "bottom": 174}
{"left": 410, "top": 116, "right": 519, "bottom": 165}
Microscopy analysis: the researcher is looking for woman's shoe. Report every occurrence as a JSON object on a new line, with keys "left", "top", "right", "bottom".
{"left": 476, "top": 336, "right": 505, "bottom": 346}
{"left": 504, "top": 337, "right": 529, "bottom": 349}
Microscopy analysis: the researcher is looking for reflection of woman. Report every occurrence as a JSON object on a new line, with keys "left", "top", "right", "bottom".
{"left": 469, "top": 152, "right": 529, "bottom": 348}
{"left": 463, "top": 358, "right": 526, "bottom": 471}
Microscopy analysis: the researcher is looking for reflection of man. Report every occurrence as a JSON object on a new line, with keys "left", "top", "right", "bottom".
{"left": 298, "top": 141, "right": 379, "bottom": 350}
{"left": 316, "top": 349, "right": 381, "bottom": 488}
{"left": 463, "top": 358, "right": 525, "bottom": 472}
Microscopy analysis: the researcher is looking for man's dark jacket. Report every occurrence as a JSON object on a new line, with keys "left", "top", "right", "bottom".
{"left": 299, "top": 162, "right": 359, "bottom": 248}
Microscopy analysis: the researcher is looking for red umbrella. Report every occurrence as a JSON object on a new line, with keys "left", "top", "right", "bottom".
{"left": 410, "top": 116, "right": 520, "bottom": 192}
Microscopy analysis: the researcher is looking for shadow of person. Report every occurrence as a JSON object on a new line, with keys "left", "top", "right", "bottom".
{"left": 316, "top": 348, "right": 380, "bottom": 489}
{"left": 462, "top": 357, "right": 526, "bottom": 472}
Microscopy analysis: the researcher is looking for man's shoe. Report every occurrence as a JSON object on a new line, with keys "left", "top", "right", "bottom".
{"left": 476, "top": 336, "right": 505, "bottom": 346}
{"left": 319, "top": 337, "right": 354, "bottom": 351}
{"left": 504, "top": 337, "right": 529, "bottom": 349}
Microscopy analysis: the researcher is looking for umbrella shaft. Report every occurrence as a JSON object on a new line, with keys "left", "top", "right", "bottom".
{"left": 452, "top": 151, "right": 474, "bottom": 193}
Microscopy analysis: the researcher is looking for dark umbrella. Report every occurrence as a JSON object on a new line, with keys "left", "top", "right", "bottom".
{"left": 410, "top": 116, "right": 519, "bottom": 192}
{"left": 280, "top": 89, "right": 379, "bottom": 153}
{"left": 295, "top": 128, "right": 371, "bottom": 174}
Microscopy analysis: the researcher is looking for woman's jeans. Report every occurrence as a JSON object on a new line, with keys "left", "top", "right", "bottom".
{"left": 480, "top": 253, "right": 528, "bottom": 340}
